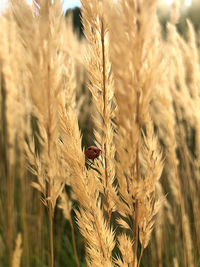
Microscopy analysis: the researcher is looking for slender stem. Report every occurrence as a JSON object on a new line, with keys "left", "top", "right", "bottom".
{"left": 49, "top": 215, "right": 54, "bottom": 267}
{"left": 101, "top": 18, "right": 111, "bottom": 224}
{"left": 48, "top": 186, "right": 54, "bottom": 267}
{"left": 19, "top": 155, "right": 29, "bottom": 267}
{"left": 133, "top": 176, "right": 139, "bottom": 266}
{"left": 7, "top": 168, "right": 14, "bottom": 267}
{"left": 65, "top": 192, "right": 80, "bottom": 267}
{"left": 137, "top": 243, "right": 144, "bottom": 267}
{"left": 38, "top": 193, "right": 44, "bottom": 264}
{"left": 69, "top": 216, "right": 80, "bottom": 267}
{"left": 133, "top": 206, "right": 139, "bottom": 266}
{"left": 133, "top": 91, "right": 140, "bottom": 267}
{"left": 46, "top": 59, "right": 54, "bottom": 267}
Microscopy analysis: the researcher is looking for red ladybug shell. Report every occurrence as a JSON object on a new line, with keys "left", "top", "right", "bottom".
{"left": 85, "top": 146, "right": 101, "bottom": 160}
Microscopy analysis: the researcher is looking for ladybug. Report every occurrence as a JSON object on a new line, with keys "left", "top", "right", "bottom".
{"left": 85, "top": 146, "right": 101, "bottom": 161}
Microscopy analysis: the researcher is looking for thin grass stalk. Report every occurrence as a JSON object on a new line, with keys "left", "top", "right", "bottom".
{"left": 69, "top": 213, "right": 80, "bottom": 267}
{"left": 19, "top": 155, "right": 29, "bottom": 267}
{"left": 48, "top": 185, "right": 54, "bottom": 267}
{"left": 59, "top": 191, "right": 80, "bottom": 267}
{"left": 54, "top": 210, "right": 64, "bottom": 267}
{"left": 46, "top": 48, "right": 54, "bottom": 267}
{"left": 101, "top": 19, "right": 109, "bottom": 222}
{"left": 38, "top": 193, "right": 45, "bottom": 265}
{"left": 7, "top": 168, "right": 15, "bottom": 266}
{"left": 133, "top": 91, "right": 141, "bottom": 267}
{"left": 138, "top": 243, "right": 144, "bottom": 267}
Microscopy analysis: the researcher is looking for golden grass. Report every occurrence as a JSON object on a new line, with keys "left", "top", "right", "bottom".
{"left": 12, "top": 233, "right": 22, "bottom": 267}
{"left": 0, "top": 0, "right": 200, "bottom": 267}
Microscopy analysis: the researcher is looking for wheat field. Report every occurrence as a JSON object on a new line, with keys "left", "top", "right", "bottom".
{"left": 0, "top": 0, "right": 200, "bottom": 267}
